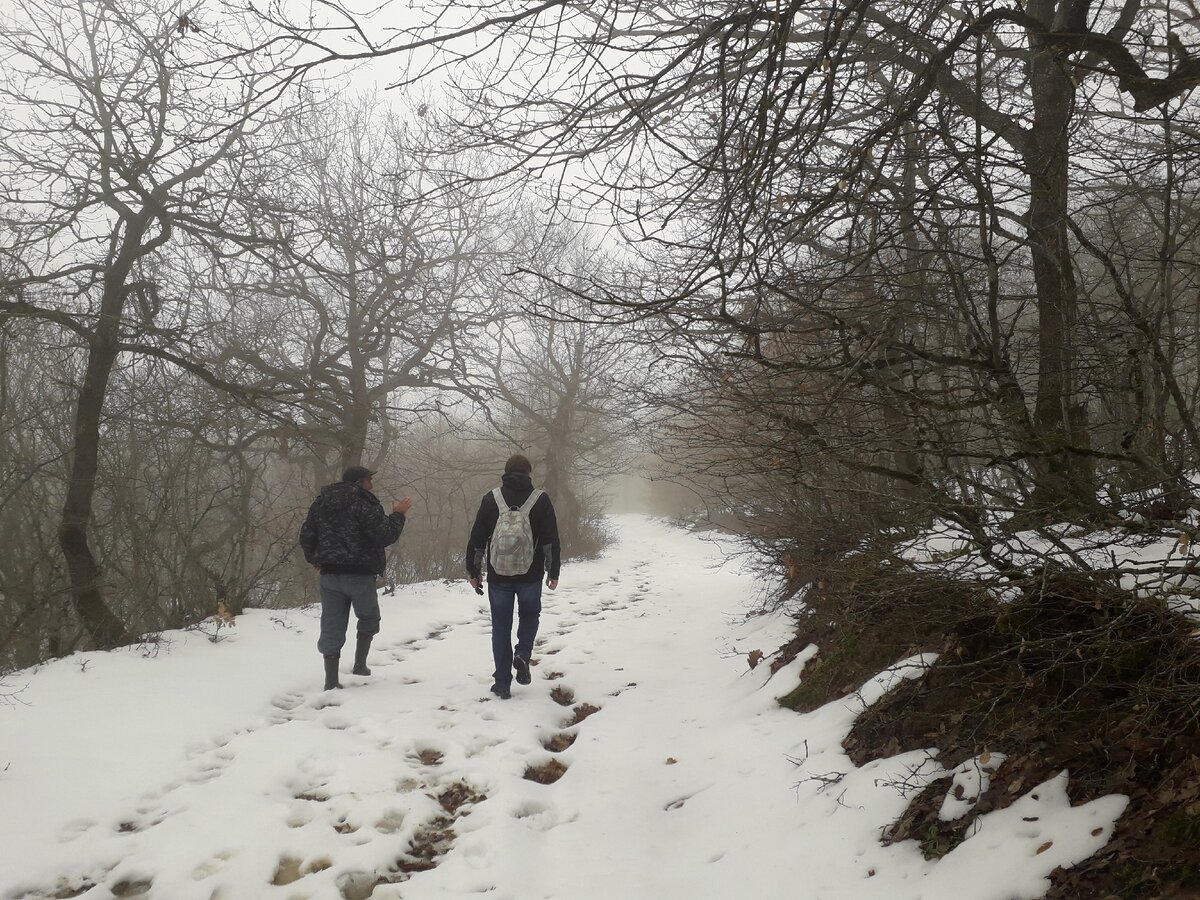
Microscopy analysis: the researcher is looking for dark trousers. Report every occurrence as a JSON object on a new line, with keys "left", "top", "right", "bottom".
{"left": 488, "top": 579, "right": 542, "bottom": 688}
{"left": 317, "top": 573, "right": 380, "bottom": 655}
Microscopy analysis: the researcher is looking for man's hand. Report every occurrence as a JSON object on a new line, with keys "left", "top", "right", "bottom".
{"left": 468, "top": 576, "right": 483, "bottom": 595}
{"left": 393, "top": 497, "right": 412, "bottom": 515}
{"left": 312, "top": 564, "right": 321, "bottom": 573}
{"left": 547, "top": 578, "right": 558, "bottom": 591}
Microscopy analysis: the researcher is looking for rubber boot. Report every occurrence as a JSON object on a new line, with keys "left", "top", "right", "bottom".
{"left": 323, "top": 654, "right": 343, "bottom": 690}
{"left": 352, "top": 633, "right": 372, "bottom": 676}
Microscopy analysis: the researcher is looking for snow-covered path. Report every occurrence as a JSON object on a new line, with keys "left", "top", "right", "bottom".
{"left": 1, "top": 517, "right": 1124, "bottom": 900}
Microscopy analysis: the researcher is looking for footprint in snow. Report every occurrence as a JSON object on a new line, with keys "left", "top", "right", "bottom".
{"left": 374, "top": 809, "right": 407, "bottom": 834}
{"left": 191, "top": 850, "right": 234, "bottom": 880}
{"left": 109, "top": 877, "right": 153, "bottom": 898}
{"left": 549, "top": 685, "right": 576, "bottom": 707}
{"left": 58, "top": 817, "right": 98, "bottom": 842}
{"left": 187, "top": 756, "right": 232, "bottom": 784}
{"left": 510, "top": 800, "right": 573, "bottom": 831}
{"left": 270, "top": 691, "right": 305, "bottom": 712}
{"left": 267, "top": 691, "right": 309, "bottom": 723}
{"left": 271, "top": 854, "right": 331, "bottom": 886}
{"left": 407, "top": 745, "right": 445, "bottom": 767}
{"left": 563, "top": 702, "right": 601, "bottom": 727}
{"left": 320, "top": 710, "right": 353, "bottom": 730}
{"left": 463, "top": 735, "right": 504, "bottom": 758}
{"left": 114, "top": 810, "right": 164, "bottom": 834}
{"left": 330, "top": 814, "right": 358, "bottom": 834}
{"left": 359, "top": 781, "right": 488, "bottom": 890}
{"left": 308, "top": 693, "right": 344, "bottom": 710}
{"left": 543, "top": 732, "right": 576, "bottom": 752}
{"left": 286, "top": 808, "right": 314, "bottom": 828}
{"left": 523, "top": 758, "right": 569, "bottom": 784}
{"left": 293, "top": 787, "right": 331, "bottom": 802}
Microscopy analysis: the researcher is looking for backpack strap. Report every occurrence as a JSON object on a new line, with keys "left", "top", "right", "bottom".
{"left": 492, "top": 487, "right": 542, "bottom": 513}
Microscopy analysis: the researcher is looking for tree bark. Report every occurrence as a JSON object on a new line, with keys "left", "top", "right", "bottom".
{"left": 1024, "top": 24, "right": 1095, "bottom": 512}
{"left": 57, "top": 220, "right": 149, "bottom": 648}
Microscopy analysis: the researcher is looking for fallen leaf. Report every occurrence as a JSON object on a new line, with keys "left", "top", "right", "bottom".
{"left": 665, "top": 757, "right": 678, "bottom": 765}
{"left": 748, "top": 649, "right": 764, "bottom": 670}
{"left": 1036, "top": 841, "right": 1053, "bottom": 855}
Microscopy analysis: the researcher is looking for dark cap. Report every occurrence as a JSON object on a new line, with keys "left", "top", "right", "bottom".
{"left": 341, "top": 465, "right": 376, "bottom": 483}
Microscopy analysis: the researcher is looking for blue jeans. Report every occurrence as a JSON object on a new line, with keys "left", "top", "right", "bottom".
{"left": 317, "top": 573, "right": 380, "bottom": 655}
{"left": 488, "top": 580, "right": 542, "bottom": 688}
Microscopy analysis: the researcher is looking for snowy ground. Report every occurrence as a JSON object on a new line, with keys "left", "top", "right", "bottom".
{"left": 0, "top": 516, "right": 1126, "bottom": 900}
{"left": 895, "top": 512, "right": 1200, "bottom": 615}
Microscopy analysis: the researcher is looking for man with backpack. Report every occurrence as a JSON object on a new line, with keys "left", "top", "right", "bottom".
{"left": 299, "top": 465, "right": 412, "bottom": 690}
{"left": 465, "top": 454, "right": 561, "bottom": 699}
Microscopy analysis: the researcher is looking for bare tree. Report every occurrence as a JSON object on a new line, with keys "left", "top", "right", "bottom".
{"left": 219, "top": 95, "right": 509, "bottom": 485}
{"left": 284, "top": 0, "right": 1200, "bottom": 516}
{"left": 0, "top": 0, "right": 305, "bottom": 647}
{"left": 483, "top": 240, "right": 644, "bottom": 552}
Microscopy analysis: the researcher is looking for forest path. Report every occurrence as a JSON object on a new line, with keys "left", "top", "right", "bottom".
{"left": 1, "top": 517, "right": 1123, "bottom": 900}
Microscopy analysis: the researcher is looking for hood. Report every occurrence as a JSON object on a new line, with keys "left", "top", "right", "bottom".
{"left": 501, "top": 471, "right": 534, "bottom": 494}
{"left": 319, "top": 481, "right": 363, "bottom": 511}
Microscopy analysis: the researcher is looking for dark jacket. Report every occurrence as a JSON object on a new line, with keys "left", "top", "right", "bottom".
{"left": 299, "top": 481, "right": 405, "bottom": 576}
{"left": 465, "top": 472, "right": 561, "bottom": 584}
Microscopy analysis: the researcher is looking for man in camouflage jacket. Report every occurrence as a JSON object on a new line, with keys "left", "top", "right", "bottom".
{"left": 299, "top": 465, "right": 412, "bottom": 690}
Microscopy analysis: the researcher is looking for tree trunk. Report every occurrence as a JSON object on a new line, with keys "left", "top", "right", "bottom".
{"left": 57, "top": 272, "right": 135, "bottom": 648}
{"left": 542, "top": 442, "right": 581, "bottom": 552}
{"left": 339, "top": 246, "right": 371, "bottom": 474}
{"left": 337, "top": 415, "right": 370, "bottom": 474}
{"left": 1024, "top": 34, "right": 1095, "bottom": 513}
{"left": 888, "top": 123, "right": 928, "bottom": 497}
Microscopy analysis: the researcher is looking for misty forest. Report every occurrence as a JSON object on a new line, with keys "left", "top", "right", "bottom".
{"left": 4, "top": 1, "right": 1200, "bottom": 898}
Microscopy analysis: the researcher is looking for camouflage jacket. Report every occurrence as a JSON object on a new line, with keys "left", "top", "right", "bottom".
{"left": 299, "top": 482, "right": 405, "bottom": 576}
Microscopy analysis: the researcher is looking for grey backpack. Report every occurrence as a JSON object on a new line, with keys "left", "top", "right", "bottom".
{"left": 488, "top": 487, "right": 542, "bottom": 576}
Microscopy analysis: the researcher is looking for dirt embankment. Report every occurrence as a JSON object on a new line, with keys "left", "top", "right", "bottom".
{"left": 774, "top": 559, "right": 1200, "bottom": 899}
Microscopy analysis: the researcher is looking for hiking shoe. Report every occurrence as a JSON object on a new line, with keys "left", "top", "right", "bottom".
{"left": 490, "top": 683, "right": 512, "bottom": 700}
{"left": 513, "top": 655, "right": 532, "bottom": 685}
